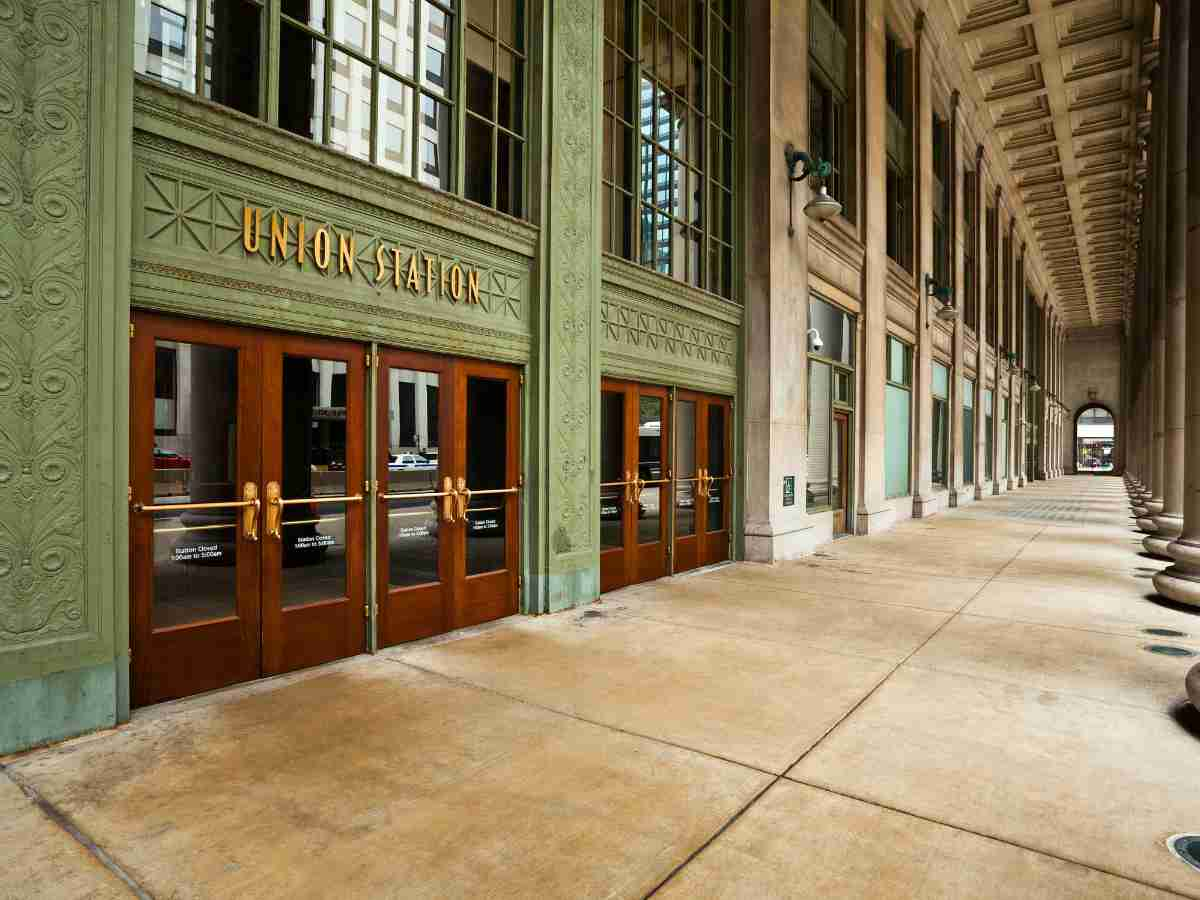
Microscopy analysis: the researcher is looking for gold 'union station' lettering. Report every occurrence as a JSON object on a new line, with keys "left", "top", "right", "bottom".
{"left": 242, "top": 205, "right": 482, "bottom": 304}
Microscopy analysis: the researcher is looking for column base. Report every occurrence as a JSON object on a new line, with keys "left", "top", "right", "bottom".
{"left": 1142, "top": 535, "right": 1175, "bottom": 560}
{"left": 1152, "top": 541, "right": 1200, "bottom": 608}
{"left": 948, "top": 489, "right": 960, "bottom": 508}
{"left": 744, "top": 521, "right": 819, "bottom": 562}
{"left": 1187, "top": 662, "right": 1200, "bottom": 710}
{"left": 855, "top": 506, "right": 897, "bottom": 536}
{"left": 1136, "top": 517, "right": 1159, "bottom": 534}
{"left": 974, "top": 484, "right": 985, "bottom": 500}
{"left": 1018, "top": 476, "right": 1026, "bottom": 487}
{"left": 913, "top": 494, "right": 941, "bottom": 518}
{"left": 1006, "top": 479, "right": 1015, "bottom": 490}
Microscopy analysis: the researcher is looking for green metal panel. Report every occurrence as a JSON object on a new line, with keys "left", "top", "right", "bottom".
{"left": 0, "top": 1, "right": 134, "bottom": 747}
{"left": 131, "top": 83, "right": 536, "bottom": 364}
{"left": 600, "top": 258, "right": 741, "bottom": 396}
{"left": 526, "top": 0, "right": 604, "bottom": 613}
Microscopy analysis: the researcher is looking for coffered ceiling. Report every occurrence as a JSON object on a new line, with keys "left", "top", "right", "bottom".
{"left": 940, "top": 0, "right": 1155, "bottom": 328}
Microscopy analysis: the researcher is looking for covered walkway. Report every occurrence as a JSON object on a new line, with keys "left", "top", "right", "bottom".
{"left": 3, "top": 476, "right": 1199, "bottom": 899}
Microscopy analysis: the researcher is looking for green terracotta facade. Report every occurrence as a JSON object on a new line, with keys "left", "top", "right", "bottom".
{"left": 0, "top": 0, "right": 743, "bottom": 753}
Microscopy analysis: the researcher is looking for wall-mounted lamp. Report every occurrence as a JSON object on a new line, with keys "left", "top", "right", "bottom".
{"left": 924, "top": 274, "right": 957, "bottom": 323}
{"left": 785, "top": 143, "right": 842, "bottom": 235}
{"left": 1005, "top": 351, "right": 1018, "bottom": 365}
{"left": 807, "top": 327, "right": 824, "bottom": 354}
{"left": 1029, "top": 377, "right": 1042, "bottom": 394}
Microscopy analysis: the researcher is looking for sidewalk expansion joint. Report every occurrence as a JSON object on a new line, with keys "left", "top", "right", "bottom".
{"left": 1, "top": 763, "right": 153, "bottom": 900}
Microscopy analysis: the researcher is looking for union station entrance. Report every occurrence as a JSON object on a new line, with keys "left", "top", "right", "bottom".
{"left": 129, "top": 313, "right": 520, "bottom": 706}
{"left": 600, "top": 379, "right": 733, "bottom": 593}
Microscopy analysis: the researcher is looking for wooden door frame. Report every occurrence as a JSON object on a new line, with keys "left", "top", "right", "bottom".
{"left": 129, "top": 311, "right": 262, "bottom": 708}
{"left": 260, "top": 331, "right": 366, "bottom": 676}
{"left": 452, "top": 357, "right": 521, "bottom": 630}
{"left": 374, "top": 348, "right": 456, "bottom": 648}
{"left": 599, "top": 380, "right": 633, "bottom": 593}
{"left": 832, "top": 408, "right": 852, "bottom": 536}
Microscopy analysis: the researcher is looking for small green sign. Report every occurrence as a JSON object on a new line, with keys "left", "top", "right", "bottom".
{"left": 783, "top": 475, "right": 796, "bottom": 507}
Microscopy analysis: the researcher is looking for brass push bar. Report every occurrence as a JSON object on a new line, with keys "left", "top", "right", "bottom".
{"left": 379, "top": 490, "right": 454, "bottom": 501}
{"left": 134, "top": 482, "right": 261, "bottom": 542}
{"left": 276, "top": 494, "right": 364, "bottom": 507}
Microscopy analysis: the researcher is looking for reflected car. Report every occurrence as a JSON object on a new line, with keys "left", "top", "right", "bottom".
{"left": 152, "top": 447, "right": 191, "bottom": 469}
{"left": 389, "top": 453, "right": 437, "bottom": 470}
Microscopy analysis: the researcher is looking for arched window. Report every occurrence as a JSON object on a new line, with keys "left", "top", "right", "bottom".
{"left": 1075, "top": 405, "right": 1115, "bottom": 473}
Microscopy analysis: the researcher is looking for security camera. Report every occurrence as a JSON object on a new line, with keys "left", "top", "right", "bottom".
{"left": 807, "top": 328, "right": 823, "bottom": 353}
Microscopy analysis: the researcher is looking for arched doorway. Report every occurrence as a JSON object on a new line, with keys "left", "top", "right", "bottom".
{"left": 1075, "top": 405, "right": 1115, "bottom": 474}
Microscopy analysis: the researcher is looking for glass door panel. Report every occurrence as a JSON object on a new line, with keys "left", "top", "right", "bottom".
{"left": 384, "top": 367, "right": 443, "bottom": 589}
{"left": 600, "top": 390, "right": 626, "bottom": 552}
{"left": 150, "top": 340, "right": 241, "bottom": 628}
{"left": 674, "top": 398, "right": 697, "bottom": 538}
{"left": 637, "top": 394, "right": 665, "bottom": 545}
{"left": 465, "top": 376, "right": 509, "bottom": 576}
{"left": 277, "top": 356, "right": 351, "bottom": 610}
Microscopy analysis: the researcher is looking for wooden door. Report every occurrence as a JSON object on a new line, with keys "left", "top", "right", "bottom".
{"left": 260, "top": 333, "right": 366, "bottom": 675}
{"left": 375, "top": 350, "right": 454, "bottom": 647}
{"left": 674, "top": 391, "right": 732, "bottom": 573}
{"left": 453, "top": 360, "right": 521, "bottom": 630}
{"left": 699, "top": 396, "right": 733, "bottom": 567}
{"left": 599, "top": 380, "right": 671, "bottom": 592}
{"left": 129, "top": 312, "right": 262, "bottom": 707}
{"left": 832, "top": 410, "right": 851, "bottom": 536}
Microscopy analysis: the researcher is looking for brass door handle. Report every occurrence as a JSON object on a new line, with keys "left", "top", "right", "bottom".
{"left": 242, "top": 482, "right": 260, "bottom": 542}
{"left": 265, "top": 481, "right": 281, "bottom": 539}
{"left": 441, "top": 476, "right": 456, "bottom": 523}
{"left": 455, "top": 477, "right": 470, "bottom": 524}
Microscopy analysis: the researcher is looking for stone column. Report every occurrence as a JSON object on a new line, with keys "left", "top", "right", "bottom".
{"left": 742, "top": 0, "right": 817, "bottom": 555}
{"left": 913, "top": 12, "right": 936, "bottom": 518}
{"left": 530, "top": 0, "right": 603, "bottom": 610}
{"left": 1140, "top": 38, "right": 1170, "bottom": 530}
{"left": 973, "top": 149, "right": 987, "bottom": 500}
{"left": 1147, "top": 0, "right": 1191, "bottom": 557}
{"left": 1156, "top": 3, "right": 1200, "bottom": 606}
{"left": 1008, "top": 243, "right": 1023, "bottom": 489}
{"left": 949, "top": 93, "right": 965, "bottom": 508}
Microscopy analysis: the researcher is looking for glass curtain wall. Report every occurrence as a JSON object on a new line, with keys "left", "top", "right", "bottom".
{"left": 962, "top": 375, "right": 975, "bottom": 485}
{"left": 806, "top": 297, "right": 856, "bottom": 512}
{"left": 135, "top": 0, "right": 527, "bottom": 217}
{"left": 602, "top": 0, "right": 738, "bottom": 298}
{"left": 931, "top": 361, "right": 949, "bottom": 487}
{"left": 884, "top": 336, "right": 912, "bottom": 498}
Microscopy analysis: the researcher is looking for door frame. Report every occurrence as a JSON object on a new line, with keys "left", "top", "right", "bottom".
{"left": 260, "top": 331, "right": 367, "bottom": 677}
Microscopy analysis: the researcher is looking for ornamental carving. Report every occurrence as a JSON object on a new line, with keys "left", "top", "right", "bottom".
{"left": 601, "top": 298, "right": 736, "bottom": 374}
{"left": 0, "top": 0, "right": 88, "bottom": 645}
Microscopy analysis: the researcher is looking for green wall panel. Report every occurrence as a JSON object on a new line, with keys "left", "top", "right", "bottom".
{"left": 0, "top": 662, "right": 117, "bottom": 756}
{"left": 600, "top": 257, "right": 741, "bottom": 396}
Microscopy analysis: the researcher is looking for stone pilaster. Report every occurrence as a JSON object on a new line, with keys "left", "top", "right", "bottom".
{"left": 913, "top": 12, "right": 937, "bottom": 518}
{"left": 1148, "top": 0, "right": 1190, "bottom": 558}
{"left": 1155, "top": 3, "right": 1200, "bottom": 607}
{"left": 949, "top": 92, "right": 964, "bottom": 508}
{"left": 532, "top": 0, "right": 603, "bottom": 610}
{"left": 0, "top": 0, "right": 134, "bottom": 753}
{"left": 857, "top": 0, "right": 894, "bottom": 534}
{"left": 742, "top": 0, "right": 816, "bottom": 557}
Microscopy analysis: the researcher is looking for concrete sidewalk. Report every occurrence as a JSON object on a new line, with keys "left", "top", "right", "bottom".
{"left": 4, "top": 477, "right": 1198, "bottom": 898}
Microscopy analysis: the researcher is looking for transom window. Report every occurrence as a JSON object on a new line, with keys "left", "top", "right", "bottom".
{"left": 602, "top": 0, "right": 738, "bottom": 300}
{"left": 135, "top": 0, "right": 527, "bottom": 218}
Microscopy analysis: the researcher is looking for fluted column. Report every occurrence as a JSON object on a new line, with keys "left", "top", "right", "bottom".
{"left": 1148, "top": 0, "right": 1190, "bottom": 557}
{"left": 1156, "top": 1, "right": 1200, "bottom": 606}
{"left": 1139, "top": 45, "right": 1170, "bottom": 530}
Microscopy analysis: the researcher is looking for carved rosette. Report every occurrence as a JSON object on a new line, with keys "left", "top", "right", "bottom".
{"left": 0, "top": 0, "right": 88, "bottom": 644}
